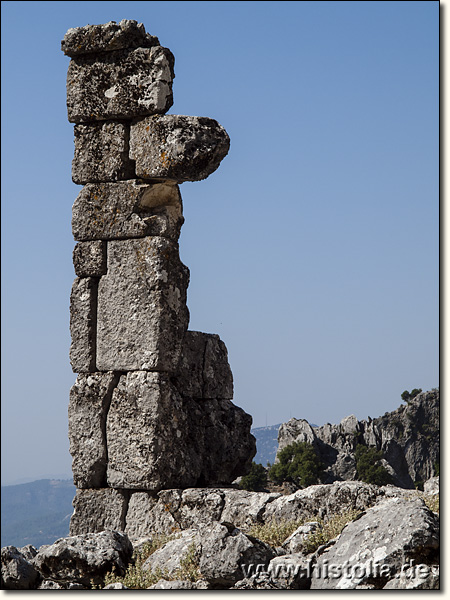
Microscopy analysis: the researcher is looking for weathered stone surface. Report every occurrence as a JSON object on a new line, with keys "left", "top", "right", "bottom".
{"left": 103, "top": 582, "right": 130, "bottom": 589}
{"left": 72, "top": 181, "right": 183, "bottom": 242}
{"left": 276, "top": 389, "right": 440, "bottom": 488}
{"left": 33, "top": 531, "right": 133, "bottom": 587}
{"left": 142, "top": 529, "right": 200, "bottom": 577}
{"left": 72, "top": 121, "right": 135, "bottom": 184}
{"left": 62, "top": 20, "right": 159, "bottom": 57}
{"left": 383, "top": 565, "right": 439, "bottom": 589}
{"left": 70, "top": 488, "right": 127, "bottom": 536}
{"left": 67, "top": 46, "right": 174, "bottom": 123}
{"left": 124, "top": 488, "right": 279, "bottom": 539}
{"left": 262, "top": 481, "right": 381, "bottom": 525}
{"left": 68, "top": 372, "right": 119, "bottom": 488}
{"left": 188, "top": 399, "right": 256, "bottom": 485}
{"left": 265, "top": 554, "right": 312, "bottom": 590}
{"left": 282, "top": 522, "right": 320, "bottom": 554}
{"left": 424, "top": 475, "right": 439, "bottom": 496}
{"left": 106, "top": 372, "right": 254, "bottom": 490}
{"left": 125, "top": 492, "right": 176, "bottom": 541}
{"left": 198, "top": 522, "right": 275, "bottom": 588}
{"left": 310, "top": 496, "right": 440, "bottom": 589}
{"left": 73, "top": 241, "right": 107, "bottom": 277}
{"left": 130, "top": 115, "right": 230, "bottom": 182}
{"left": 69, "top": 277, "right": 97, "bottom": 373}
{"left": 1, "top": 546, "right": 39, "bottom": 590}
{"left": 106, "top": 372, "right": 189, "bottom": 490}
{"left": 38, "top": 580, "right": 65, "bottom": 589}
{"left": 173, "top": 330, "right": 233, "bottom": 399}
{"left": 96, "top": 237, "right": 189, "bottom": 372}
{"left": 149, "top": 579, "right": 210, "bottom": 590}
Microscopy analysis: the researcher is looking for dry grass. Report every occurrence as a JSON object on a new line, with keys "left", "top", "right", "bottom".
{"left": 247, "top": 518, "right": 305, "bottom": 548}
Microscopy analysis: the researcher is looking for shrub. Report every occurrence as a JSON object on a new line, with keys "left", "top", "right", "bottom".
{"left": 354, "top": 444, "right": 393, "bottom": 486}
{"left": 247, "top": 518, "right": 305, "bottom": 547}
{"left": 268, "top": 442, "right": 324, "bottom": 487}
{"left": 302, "top": 509, "right": 362, "bottom": 554}
{"left": 401, "top": 388, "right": 422, "bottom": 403}
{"left": 239, "top": 462, "right": 268, "bottom": 491}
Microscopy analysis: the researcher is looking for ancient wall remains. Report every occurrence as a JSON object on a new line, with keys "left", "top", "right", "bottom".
{"left": 62, "top": 20, "right": 256, "bottom": 536}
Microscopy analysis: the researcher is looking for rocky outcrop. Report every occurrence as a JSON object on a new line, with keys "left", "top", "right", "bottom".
{"left": 276, "top": 389, "right": 439, "bottom": 488}
{"left": 63, "top": 18, "right": 255, "bottom": 535}
{"left": 2, "top": 478, "right": 439, "bottom": 589}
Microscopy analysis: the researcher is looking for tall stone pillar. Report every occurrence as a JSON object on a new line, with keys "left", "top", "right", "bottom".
{"left": 62, "top": 20, "right": 256, "bottom": 537}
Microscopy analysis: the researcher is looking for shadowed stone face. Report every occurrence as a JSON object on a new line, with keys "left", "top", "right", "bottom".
{"left": 72, "top": 181, "right": 183, "bottom": 242}
{"left": 130, "top": 115, "right": 230, "bottom": 182}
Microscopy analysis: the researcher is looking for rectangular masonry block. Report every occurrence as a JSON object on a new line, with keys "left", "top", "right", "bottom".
{"left": 62, "top": 20, "right": 159, "bottom": 57}
{"left": 66, "top": 46, "right": 174, "bottom": 123}
{"left": 68, "top": 372, "right": 119, "bottom": 488}
{"left": 173, "top": 331, "right": 233, "bottom": 400}
{"left": 70, "top": 488, "right": 128, "bottom": 536}
{"left": 96, "top": 237, "right": 189, "bottom": 372}
{"left": 106, "top": 371, "right": 192, "bottom": 490}
{"left": 69, "top": 277, "right": 98, "bottom": 373}
{"left": 106, "top": 372, "right": 255, "bottom": 491}
{"left": 72, "top": 121, "right": 135, "bottom": 184}
{"left": 73, "top": 241, "right": 107, "bottom": 277}
{"left": 72, "top": 181, "right": 184, "bottom": 242}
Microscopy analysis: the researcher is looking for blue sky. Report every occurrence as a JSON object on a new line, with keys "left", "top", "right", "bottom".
{"left": 1, "top": 1, "right": 439, "bottom": 484}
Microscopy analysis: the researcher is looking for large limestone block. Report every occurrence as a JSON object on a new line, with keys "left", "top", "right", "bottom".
{"left": 129, "top": 115, "right": 230, "bottom": 182}
{"left": 69, "top": 277, "right": 97, "bottom": 373}
{"left": 72, "top": 181, "right": 183, "bottom": 242}
{"left": 70, "top": 488, "right": 127, "bottom": 536}
{"left": 106, "top": 372, "right": 193, "bottom": 490}
{"left": 173, "top": 331, "right": 233, "bottom": 399}
{"left": 68, "top": 372, "right": 119, "bottom": 488}
{"left": 73, "top": 241, "right": 107, "bottom": 277}
{"left": 33, "top": 531, "right": 133, "bottom": 587}
{"left": 66, "top": 46, "right": 174, "bottom": 123}
{"left": 310, "top": 496, "right": 439, "bottom": 589}
{"left": 106, "top": 371, "right": 256, "bottom": 490}
{"left": 62, "top": 20, "right": 159, "bottom": 57}
{"left": 125, "top": 491, "right": 178, "bottom": 541}
{"left": 96, "top": 237, "right": 189, "bottom": 372}
{"left": 72, "top": 121, "right": 135, "bottom": 184}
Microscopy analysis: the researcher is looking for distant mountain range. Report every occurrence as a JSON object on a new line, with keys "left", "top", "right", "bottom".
{"left": 1, "top": 479, "right": 76, "bottom": 548}
{"left": 251, "top": 424, "right": 282, "bottom": 466}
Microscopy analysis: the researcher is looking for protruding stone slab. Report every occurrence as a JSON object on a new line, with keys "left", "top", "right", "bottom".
{"left": 96, "top": 237, "right": 189, "bottom": 372}
{"left": 68, "top": 372, "right": 119, "bottom": 488}
{"left": 130, "top": 115, "right": 230, "bottom": 182}
{"left": 173, "top": 331, "right": 233, "bottom": 399}
{"left": 73, "top": 241, "right": 107, "bottom": 277}
{"left": 72, "top": 181, "right": 183, "bottom": 241}
{"left": 70, "top": 488, "right": 127, "bottom": 536}
{"left": 72, "top": 122, "right": 135, "bottom": 184}
{"left": 69, "top": 277, "right": 98, "bottom": 373}
{"left": 62, "top": 20, "right": 159, "bottom": 57}
{"left": 66, "top": 46, "right": 174, "bottom": 123}
{"left": 106, "top": 371, "right": 255, "bottom": 491}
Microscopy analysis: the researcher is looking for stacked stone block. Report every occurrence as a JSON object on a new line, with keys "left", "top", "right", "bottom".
{"left": 62, "top": 20, "right": 256, "bottom": 536}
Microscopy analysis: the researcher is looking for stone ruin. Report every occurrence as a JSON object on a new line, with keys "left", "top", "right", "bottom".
{"left": 62, "top": 20, "right": 256, "bottom": 537}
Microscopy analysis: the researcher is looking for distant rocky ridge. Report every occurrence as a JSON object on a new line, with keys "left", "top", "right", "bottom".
{"left": 276, "top": 389, "right": 439, "bottom": 489}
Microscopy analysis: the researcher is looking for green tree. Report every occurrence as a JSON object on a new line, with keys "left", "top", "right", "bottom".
{"left": 268, "top": 442, "right": 324, "bottom": 488}
{"left": 239, "top": 462, "right": 268, "bottom": 491}
{"left": 355, "top": 444, "right": 393, "bottom": 486}
{"left": 410, "top": 388, "right": 422, "bottom": 399}
{"left": 401, "top": 390, "right": 410, "bottom": 402}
